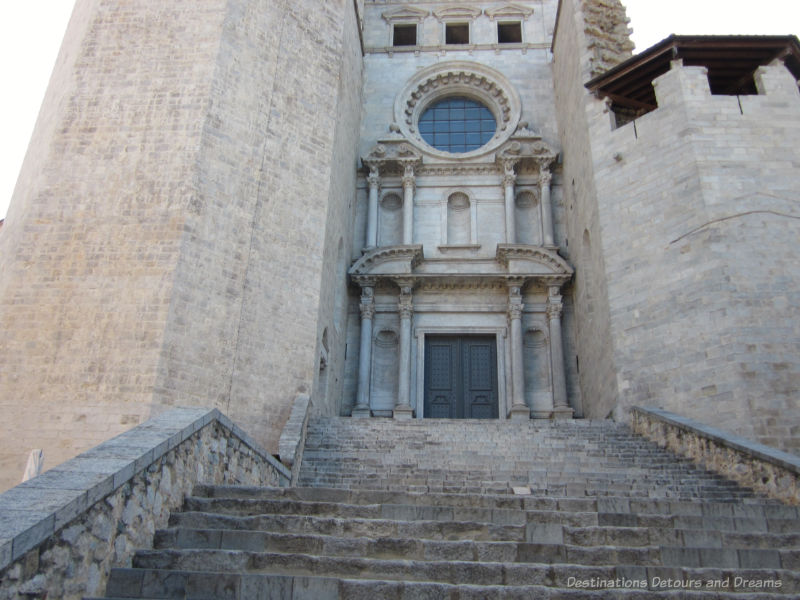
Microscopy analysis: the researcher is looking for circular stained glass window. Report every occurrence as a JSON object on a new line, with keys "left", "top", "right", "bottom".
{"left": 418, "top": 97, "right": 496, "bottom": 153}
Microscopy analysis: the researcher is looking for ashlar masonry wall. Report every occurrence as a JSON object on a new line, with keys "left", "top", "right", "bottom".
{"left": 0, "top": 0, "right": 364, "bottom": 491}
{"left": 551, "top": 0, "right": 630, "bottom": 420}
{"left": 588, "top": 61, "right": 800, "bottom": 453}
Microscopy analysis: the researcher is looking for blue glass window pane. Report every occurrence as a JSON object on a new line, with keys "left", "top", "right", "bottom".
{"left": 418, "top": 97, "right": 496, "bottom": 153}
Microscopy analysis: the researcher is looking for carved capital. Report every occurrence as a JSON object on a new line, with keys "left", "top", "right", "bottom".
{"left": 508, "top": 301, "right": 523, "bottom": 320}
{"left": 539, "top": 169, "right": 552, "bottom": 187}
{"left": 360, "top": 299, "right": 376, "bottom": 321}
{"left": 367, "top": 170, "right": 381, "bottom": 189}
{"left": 546, "top": 302, "right": 562, "bottom": 320}
{"left": 547, "top": 288, "right": 563, "bottom": 320}
{"left": 507, "top": 281, "right": 524, "bottom": 320}
{"left": 398, "top": 295, "right": 413, "bottom": 319}
{"left": 402, "top": 164, "right": 416, "bottom": 189}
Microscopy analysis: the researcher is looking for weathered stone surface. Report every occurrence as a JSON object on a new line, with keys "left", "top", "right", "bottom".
{"left": 0, "top": 408, "right": 288, "bottom": 600}
{"left": 632, "top": 407, "right": 800, "bottom": 505}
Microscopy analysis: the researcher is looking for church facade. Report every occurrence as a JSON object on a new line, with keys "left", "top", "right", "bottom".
{"left": 0, "top": 0, "right": 798, "bottom": 491}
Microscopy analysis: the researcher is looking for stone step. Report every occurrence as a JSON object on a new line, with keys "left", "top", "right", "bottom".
{"left": 169, "top": 511, "right": 529, "bottom": 542}
{"left": 152, "top": 526, "right": 800, "bottom": 569}
{"left": 122, "top": 551, "right": 800, "bottom": 592}
{"left": 190, "top": 485, "right": 787, "bottom": 515}
{"left": 95, "top": 571, "right": 795, "bottom": 599}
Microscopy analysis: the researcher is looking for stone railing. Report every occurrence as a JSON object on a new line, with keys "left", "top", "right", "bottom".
{"left": 631, "top": 406, "right": 800, "bottom": 505}
{"left": 0, "top": 407, "right": 290, "bottom": 600}
{"left": 278, "top": 393, "right": 312, "bottom": 484}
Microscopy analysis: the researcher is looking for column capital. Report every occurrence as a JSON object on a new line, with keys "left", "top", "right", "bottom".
{"left": 538, "top": 168, "right": 552, "bottom": 187}
{"left": 402, "top": 163, "right": 416, "bottom": 189}
{"left": 501, "top": 158, "right": 518, "bottom": 187}
{"left": 507, "top": 283, "right": 524, "bottom": 320}
{"left": 367, "top": 171, "right": 381, "bottom": 189}
{"left": 360, "top": 301, "right": 375, "bottom": 321}
{"left": 546, "top": 288, "right": 563, "bottom": 320}
{"left": 397, "top": 281, "right": 414, "bottom": 319}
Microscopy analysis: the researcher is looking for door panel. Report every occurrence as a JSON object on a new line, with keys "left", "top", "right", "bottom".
{"left": 424, "top": 335, "right": 498, "bottom": 419}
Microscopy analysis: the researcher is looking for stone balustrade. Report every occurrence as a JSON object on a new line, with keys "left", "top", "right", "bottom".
{"left": 632, "top": 406, "right": 800, "bottom": 505}
{"left": 0, "top": 407, "right": 290, "bottom": 600}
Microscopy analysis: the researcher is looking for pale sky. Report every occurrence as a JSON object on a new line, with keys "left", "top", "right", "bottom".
{"left": 0, "top": 1, "right": 797, "bottom": 219}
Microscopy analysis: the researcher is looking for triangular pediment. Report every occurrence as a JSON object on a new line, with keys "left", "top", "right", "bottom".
{"left": 484, "top": 4, "right": 534, "bottom": 20}
{"left": 432, "top": 6, "right": 482, "bottom": 21}
{"left": 382, "top": 6, "right": 430, "bottom": 23}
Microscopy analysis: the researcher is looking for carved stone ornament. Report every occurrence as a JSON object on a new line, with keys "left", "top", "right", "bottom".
{"left": 381, "top": 6, "right": 430, "bottom": 23}
{"left": 362, "top": 143, "right": 422, "bottom": 176}
{"left": 484, "top": 4, "right": 534, "bottom": 20}
{"left": 394, "top": 61, "right": 521, "bottom": 159}
{"left": 349, "top": 246, "right": 424, "bottom": 277}
{"left": 359, "top": 300, "right": 376, "bottom": 321}
{"left": 432, "top": 6, "right": 482, "bottom": 21}
{"left": 508, "top": 296, "right": 524, "bottom": 320}
{"left": 546, "top": 300, "right": 563, "bottom": 320}
{"left": 496, "top": 245, "right": 574, "bottom": 278}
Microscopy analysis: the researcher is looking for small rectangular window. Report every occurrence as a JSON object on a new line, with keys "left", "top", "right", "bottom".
{"left": 393, "top": 24, "right": 417, "bottom": 47}
{"left": 498, "top": 22, "right": 522, "bottom": 44}
{"left": 445, "top": 23, "right": 470, "bottom": 45}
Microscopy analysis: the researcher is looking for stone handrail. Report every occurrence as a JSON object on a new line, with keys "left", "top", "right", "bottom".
{"left": 0, "top": 406, "right": 290, "bottom": 599}
{"left": 278, "top": 393, "right": 312, "bottom": 484}
{"left": 631, "top": 406, "right": 800, "bottom": 505}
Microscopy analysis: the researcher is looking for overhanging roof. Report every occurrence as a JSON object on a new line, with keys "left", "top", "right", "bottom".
{"left": 586, "top": 35, "right": 800, "bottom": 113}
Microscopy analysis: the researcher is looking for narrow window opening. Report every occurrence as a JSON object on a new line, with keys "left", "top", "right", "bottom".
{"left": 445, "top": 23, "right": 469, "bottom": 45}
{"left": 393, "top": 24, "right": 417, "bottom": 47}
{"left": 497, "top": 22, "right": 522, "bottom": 44}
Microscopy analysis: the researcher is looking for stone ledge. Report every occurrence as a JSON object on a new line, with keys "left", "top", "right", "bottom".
{"left": 278, "top": 393, "right": 312, "bottom": 484}
{"left": 0, "top": 406, "right": 290, "bottom": 596}
{"left": 632, "top": 406, "right": 800, "bottom": 505}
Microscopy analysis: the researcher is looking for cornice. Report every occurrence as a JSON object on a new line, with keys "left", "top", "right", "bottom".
{"left": 381, "top": 6, "right": 430, "bottom": 23}
{"left": 349, "top": 245, "right": 425, "bottom": 277}
{"left": 495, "top": 244, "right": 574, "bottom": 277}
{"left": 484, "top": 4, "right": 535, "bottom": 20}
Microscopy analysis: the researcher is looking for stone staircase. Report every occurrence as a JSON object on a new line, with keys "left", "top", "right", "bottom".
{"left": 89, "top": 418, "right": 800, "bottom": 598}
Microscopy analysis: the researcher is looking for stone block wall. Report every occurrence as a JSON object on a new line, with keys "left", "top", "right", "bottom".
{"left": 552, "top": 0, "right": 627, "bottom": 420}
{"left": 0, "top": 407, "right": 289, "bottom": 600}
{"left": 588, "top": 61, "right": 800, "bottom": 453}
{"left": 0, "top": 0, "right": 364, "bottom": 491}
{"left": 632, "top": 407, "right": 800, "bottom": 505}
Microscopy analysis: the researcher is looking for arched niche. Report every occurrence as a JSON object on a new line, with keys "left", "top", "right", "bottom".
{"left": 447, "top": 192, "right": 471, "bottom": 244}
{"left": 515, "top": 189, "right": 542, "bottom": 245}
{"left": 379, "top": 192, "right": 403, "bottom": 247}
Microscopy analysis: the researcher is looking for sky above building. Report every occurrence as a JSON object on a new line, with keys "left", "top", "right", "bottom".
{"left": 0, "top": 0, "right": 797, "bottom": 219}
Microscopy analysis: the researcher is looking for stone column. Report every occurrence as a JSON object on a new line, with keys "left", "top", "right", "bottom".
{"left": 353, "top": 283, "right": 376, "bottom": 418}
{"left": 365, "top": 164, "right": 380, "bottom": 249}
{"left": 548, "top": 286, "right": 573, "bottom": 419}
{"left": 502, "top": 159, "right": 518, "bottom": 244}
{"left": 402, "top": 164, "right": 415, "bottom": 245}
{"left": 507, "top": 282, "right": 530, "bottom": 420}
{"left": 394, "top": 282, "right": 414, "bottom": 419}
{"left": 539, "top": 160, "right": 555, "bottom": 247}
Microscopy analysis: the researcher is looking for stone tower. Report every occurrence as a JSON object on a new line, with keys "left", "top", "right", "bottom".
{"left": 0, "top": 0, "right": 364, "bottom": 491}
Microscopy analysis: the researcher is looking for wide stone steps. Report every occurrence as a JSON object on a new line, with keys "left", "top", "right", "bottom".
{"left": 89, "top": 418, "right": 800, "bottom": 598}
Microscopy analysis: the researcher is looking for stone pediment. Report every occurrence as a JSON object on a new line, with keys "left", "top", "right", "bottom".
{"left": 381, "top": 6, "right": 430, "bottom": 23}
{"left": 362, "top": 141, "right": 423, "bottom": 172}
{"left": 432, "top": 6, "right": 482, "bottom": 21}
{"left": 484, "top": 4, "right": 534, "bottom": 21}
{"left": 496, "top": 244, "right": 573, "bottom": 281}
{"left": 349, "top": 245, "right": 424, "bottom": 279}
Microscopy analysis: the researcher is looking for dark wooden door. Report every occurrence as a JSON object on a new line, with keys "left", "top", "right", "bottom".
{"left": 424, "top": 335, "right": 498, "bottom": 419}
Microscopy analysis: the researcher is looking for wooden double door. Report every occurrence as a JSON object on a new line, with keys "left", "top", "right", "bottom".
{"left": 423, "top": 335, "right": 499, "bottom": 419}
